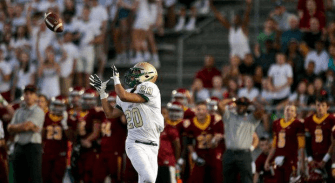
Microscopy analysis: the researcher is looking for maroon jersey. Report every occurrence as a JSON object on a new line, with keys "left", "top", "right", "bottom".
{"left": 77, "top": 108, "right": 104, "bottom": 139}
{"left": 304, "top": 114, "right": 335, "bottom": 158}
{"left": 43, "top": 112, "right": 68, "bottom": 156}
{"left": 158, "top": 124, "right": 179, "bottom": 166}
{"left": 100, "top": 117, "right": 127, "bottom": 154}
{"left": 183, "top": 107, "right": 195, "bottom": 120}
{"left": 212, "top": 114, "right": 225, "bottom": 158}
{"left": 185, "top": 115, "right": 215, "bottom": 157}
{"left": 255, "top": 153, "right": 276, "bottom": 183}
{"left": 272, "top": 118, "right": 304, "bottom": 162}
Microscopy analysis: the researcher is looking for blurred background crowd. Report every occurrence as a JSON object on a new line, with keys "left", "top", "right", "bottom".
{"left": 1, "top": 0, "right": 335, "bottom": 182}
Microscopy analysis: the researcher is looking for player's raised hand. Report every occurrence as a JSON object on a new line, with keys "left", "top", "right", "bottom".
{"left": 89, "top": 74, "right": 109, "bottom": 99}
{"left": 111, "top": 64, "right": 121, "bottom": 85}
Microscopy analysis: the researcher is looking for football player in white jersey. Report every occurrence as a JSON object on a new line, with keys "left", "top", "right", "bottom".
{"left": 89, "top": 62, "right": 164, "bottom": 183}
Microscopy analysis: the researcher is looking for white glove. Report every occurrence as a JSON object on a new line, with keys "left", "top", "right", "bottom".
{"left": 274, "top": 156, "right": 285, "bottom": 167}
{"left": 61, "top": 111, "right": 68, "bottom": 130}
{"left": 89, "top": 74, "right": 109, "bottom": 99}
{"left": 111, "top": 64, "right": 120, "bottom": 85}
{"left": 192, "top": 152, "right": 205, "bottom": 166}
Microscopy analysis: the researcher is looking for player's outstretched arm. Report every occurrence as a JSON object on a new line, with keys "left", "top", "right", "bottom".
{"left": 89, "top": 74, "right": 123, "bottom": 119}
{"left": 111, "top": 65, "right": 146, "bottom": 103}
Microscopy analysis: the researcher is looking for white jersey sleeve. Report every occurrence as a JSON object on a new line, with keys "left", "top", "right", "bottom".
{"left": 116, "top": 82, "right": 164, "bottom": 143}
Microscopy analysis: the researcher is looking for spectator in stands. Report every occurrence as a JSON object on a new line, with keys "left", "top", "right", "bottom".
{"left": 62, "top": 0, "right": 76, "bottom": 16}
{"left": 239, "top": 53, "right": 257, "bottom": 77}
{"left": 306, "top": 82, "right": 316, "bottom": 106}
{"left": 253, "top": 66, "right": 263, "bottom": 89}
{"left": 37, "top": 46, "right": 61, "bottom": 98}
{"left": 325, "top": 21, "right": 335, "bottom": 46}
{"left": 302, "top": 18, "right": 323, "bottom": 49}
{"left": 12, "top": 4, "right": 26, "bottom": 28}
{"left": 10, "top": 25, "right": 30, "bottom": 50}
{"left": 277, "top": 80, "right": 308, "bottom": 110}
{"left": 211, "top": 0, "right": 252, "bottom": 59}
{"left": 0, "top": 49, "right": 12, "bottom": 102}
{"left": 59, "top": 32, "right": 78, "bottom": 96}
{"left": 223, "top": 78, "right": 239, "bottom": 99}
{"left": 37, "top": 94, "right": 49, "bottom": 113}
{"left": 297, "top": 0, "right": 324, "bottom": 18}
{"left": 39, "top": 0, "right": 63, "bottom": 13}
{"left": 90, "top": 0, "right": 108, "bottom": 77}
{"left": 299, "top": 0, "right": 326, "bottom": 31}
{"left": 191, "top": 78, "right": 210, "bottom": 102}
{"left": 298, "top": 61, "right": 317, "bottom": 84}
{"left": 281, "top": 15, "right": 302, "bottom": 52}
{"left": 270, "top": 1, "right": 292, "bottom": 31}
{"left": 222, "top": 55, "right": 242, "bottom": 86}
{"left": 305, "top": 40, "right": 329, "bottom": 75}
{"left": 11, "top": 52, "right": 36, "bottom": 100}
{"left": 145, "top": 0, "right": 163, "bottom": 68}
{"left": 238, "top": 75, "right": 259, "bottom": 101}
{"left": 195, "top": 55, "right": 221, "bottom": 88}
{"left": 34, "top": 23, "right": 56, "bottom": 61}
{"left": 286, "top": 38, "right": 304, "bottom": 89}
{"left": 268, "top": 52, "right": 293, "bottom": 105}
{"left": 257, "top": 18, "right": 279, "bottom": 53}
{"left": 131, "top": 0, "right": 159, "bottom": 64}
{"left": 328, "top": 44, "right": 335, "bottom": 72}
{"left": 174, "top": 0, "right": 197, "bottom": 31}
{"left": 163, "top": 0, "right": 176, "bottom": 28}
{"left": 313, "top": 77, "right": 328, "bottom": 99}
{"left": 211, "top": 76, "right": 226, "bottom": 100}
{"left": 76, "top": 5, "right": 101, "bottom": 87}
{"left": 113, "top": 0, "right": 136, "bottom": 64}
{"left": 259, "top": 78, "right": 274, "bottom": 105}
{"left": 255, "top": 39, "right": 277, "bottom": 76}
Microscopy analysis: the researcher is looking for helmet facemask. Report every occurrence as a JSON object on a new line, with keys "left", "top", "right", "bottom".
{"left": 124, "top": 65, "right": 157, "bottom": 88}
{"left": 50, "top": 103, "right": 66, "bottom": 116}
{"left": 168, "top": 108, "right": 184, "bottom": 121}
{"left": 81, "top": 95, "right": 97, "bottom": 110}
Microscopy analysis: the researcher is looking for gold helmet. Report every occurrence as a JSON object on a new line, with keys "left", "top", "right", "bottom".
{"left": 124, "top": 62, "right": 158, "bottom": 87}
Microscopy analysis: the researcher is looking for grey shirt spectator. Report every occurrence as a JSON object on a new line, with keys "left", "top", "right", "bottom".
{"left": 223, "top": 106, "right": 260, "bottom": 149}
{"left": 10, "top": 103, "right": 44, "bottom": 144}
{"left": 219, "top": 97, "right": 264, "bottom": 183}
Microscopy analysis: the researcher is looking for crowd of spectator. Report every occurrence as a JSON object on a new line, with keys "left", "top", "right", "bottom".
{"left": 186, "top": 0, "right": 335, "bottom": 120}
{"left": 0, "top": 0, "right": 211, "bottom": 106}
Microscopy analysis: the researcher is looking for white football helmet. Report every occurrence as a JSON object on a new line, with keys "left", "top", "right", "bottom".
{"left": 124, "top": 62, "right": 158, "bottom": 87}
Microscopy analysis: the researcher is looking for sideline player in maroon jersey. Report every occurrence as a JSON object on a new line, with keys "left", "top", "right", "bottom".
{"left": 331, "top": 127, "right": 335, "bottom": 179}
{"left": 207, "top": 97, "right": 225, "bottom": 183}
{"left": 76, "top": 89, "right": 104, "bottom": 183}
{"left": 0, "top": 120, "right": 8, "bottom": 183}
{"left": 156, "top": 106, "right": 181, "bottom": 183}
{"left": 171, "top": 88, "right": 195, "bottom": 119}
{"left": 42, "top": 96, "right": 72, "bottom": 183}
{"left": 265, "top": 104, "right": 305, "bottom": 183}
{"left": 166, "top": 101, "right": 192, "bottom": 182}
{"left": 93, "top": 91, "right": 127, "bottom": 183}
{"left": 304, "top": 97, "right": 335, "bottom": 182}
{"left": 186, "top": 101, "right": 222, "bottom": 183}
{"left": 254, "top": 137, "right": 276, "bottom": 183}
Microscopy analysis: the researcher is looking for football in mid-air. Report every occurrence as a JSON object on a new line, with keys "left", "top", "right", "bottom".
{"left": 44, "top": 12, "right": 63, "bottom": 33}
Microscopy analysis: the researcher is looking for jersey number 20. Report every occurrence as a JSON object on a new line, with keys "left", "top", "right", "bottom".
{"left": 125, "top": 108, "right": 143, "bottom": 129}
